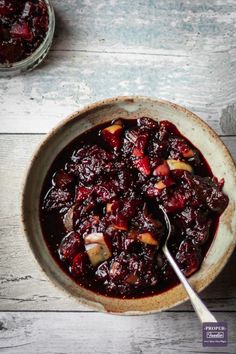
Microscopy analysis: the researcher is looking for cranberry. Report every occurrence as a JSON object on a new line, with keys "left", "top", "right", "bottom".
{"left": 44, "top": 188, "right": 73, "bottom": 211}
{"left": 206, "top": 188, "right": 228, "bottom": 213}
{"left": 113, "top": 213, "right": 129, "bottom": 231}
{"left": 94, "top": 182, "right": 118, "bottom": 203}
{"left": 149, "top": 134, "right": 170, "bottom": 158}
{"left": 70, "top": 253, "right": 88, "bottom": 277}
{"left": 32, "top": 12, "right": 48, "bottom": 31}
{"left": 117, "top": 168, "right": 134, "bottom": 190}
{"left": 132, "top": 132, "right": 149, "bottom": 157}
{"left": 0, "top": 0, "right": 23, "bottom": 16}
{"left": 53, "top": 170, "right": 74, "bottom": 189}
{"left": 176, "top": 240, "right": 201, "bottom": 277}
{"left": 133, "top": 156, "right": 151, "bottom": 176}
{"left": 75, "top": 186, "right": 91, "bottom": 203}
{"left": 101, "top": 124, "right": 123, "bottom": 150}
{"left": 163, "top": 192, "right": 186, "bottom": 213}
{"left": 137, "top": 117, "right": 159, "bottom": 130}
{"left": 41, "top": 117, "right": 228, "bottom": 298}
{"left": 69, "top": 145, "right": 113, "bottom": 183}
{"left": 145, "top": 185, "right": 162, "bottom": 198}
{"left": 122, "top": 199, "right": 142, "bottom": 218}
{"left": 59, "top": 232, "right": 83, "bottom": 262}
{"left": 74, "top": 210, "right": 99, "bottom": 235}
{"left": 0, "top": 40, "right": 24, "bottom": 63}
{"left": 183, "top": 173, "right": 229, "bottom": 213}
{"left": 159, "top": 120, "right": 178, "bottom": 138}
{"left": 163, "top": 176, "right": 175, "bottom": 187}
{"left": 169, "top": 138, "right": 194, "bottom": 159}
{"left": 10, "top": 22, "right": 33, "bottom": 41}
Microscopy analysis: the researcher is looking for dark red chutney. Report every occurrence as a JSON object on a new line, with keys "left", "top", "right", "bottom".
{"left": 40, "top": 118, "right": 229, "bottom": 298}
{"left": 0, "top": 0, "right": 49, "bottom": 64}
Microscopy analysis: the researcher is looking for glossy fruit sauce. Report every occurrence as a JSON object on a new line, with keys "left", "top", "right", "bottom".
{"left": 40, "top": 118, "right": 229, "bottom": 298}
{"left": 0, "top": 0, "right": 49, "bottom": 64}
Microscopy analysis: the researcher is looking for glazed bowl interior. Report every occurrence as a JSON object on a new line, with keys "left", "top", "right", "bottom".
{"left": 22, "top": 96, "right": 236, "bottom": 314}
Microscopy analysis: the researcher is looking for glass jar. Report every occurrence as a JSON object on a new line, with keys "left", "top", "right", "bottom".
{"left": 0, "top": 0, "right": 55, "bottom": 77}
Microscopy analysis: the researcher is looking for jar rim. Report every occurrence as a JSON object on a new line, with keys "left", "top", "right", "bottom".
{"left": 0, "top": 0, "right": 55, "bottom": 73}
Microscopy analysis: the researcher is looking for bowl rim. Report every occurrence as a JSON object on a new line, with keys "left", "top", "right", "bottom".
{"left": 21, "top": 95, "right": 236, "bottom": 314}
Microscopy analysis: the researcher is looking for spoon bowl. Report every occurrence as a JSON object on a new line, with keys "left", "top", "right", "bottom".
{"left": 159, "top": 205, "right": 217, "bottom": 323}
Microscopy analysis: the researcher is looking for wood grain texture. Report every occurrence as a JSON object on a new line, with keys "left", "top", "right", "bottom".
{"left": 51, "top": 0, "right": 236, "bottom": 55}
{"left": 221, "top": 104, "right": 236, "bottom": 135}
{"left": 0, "top": 135, "right": 235, "bottom": 311}
{"left": 0, "top": 0, "right": 236, "bottom": 134}
{"left": 1, "top": 50, "right": 236, "bottom": 134}
{"left": 0, "top": 312, "right": 235, "bottom": 354}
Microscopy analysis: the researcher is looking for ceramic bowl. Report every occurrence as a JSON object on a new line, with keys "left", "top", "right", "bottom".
{"left": 21, "top": 96, "right": 236, "bottom": 314}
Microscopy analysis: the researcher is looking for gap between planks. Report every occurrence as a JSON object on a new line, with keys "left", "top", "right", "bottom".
{"left": 48, "top": 47, "right": 236, "bottom": 56}
{"left": 0, "top": 311, "right": 236, "bottom": 353}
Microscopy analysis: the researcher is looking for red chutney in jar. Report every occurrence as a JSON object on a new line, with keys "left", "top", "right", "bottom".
{"left": 40, "top": 118, "right": 229, "bottom": 298}
{"left": 0, "top": 0, "right": 49, "bottom": 64}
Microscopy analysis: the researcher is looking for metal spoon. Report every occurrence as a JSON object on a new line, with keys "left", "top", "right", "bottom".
{"left": 159, "top": 205, "right": 217, "bottom": 323}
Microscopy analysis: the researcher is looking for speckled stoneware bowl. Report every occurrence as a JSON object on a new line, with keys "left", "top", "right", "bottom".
{"left": 21, "top": 96, "right": 236, "bottom": 314}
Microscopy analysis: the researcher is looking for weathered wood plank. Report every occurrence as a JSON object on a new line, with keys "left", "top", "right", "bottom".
{"left": 0, "top": 312, "right": 235, "bottom": 354}
{"left": 1, "top": 1, "right": 236, "bottom": 351}
{"left": 0, "top": 135, "right": 235, "bottom": 311}
{"left": 1, "top": 50, "right": 236, "bottom": 134}
{"left": 51, "top": 0, "right": 236, "bottom": 55}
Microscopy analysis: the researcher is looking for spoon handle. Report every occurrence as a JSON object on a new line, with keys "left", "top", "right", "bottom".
{"left": 163, "top": 245, "right": 217, "bottom": 323}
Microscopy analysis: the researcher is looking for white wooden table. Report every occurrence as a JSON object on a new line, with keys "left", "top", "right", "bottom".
{"left": 0, "top": 1, "right": 236, "bottom": 353}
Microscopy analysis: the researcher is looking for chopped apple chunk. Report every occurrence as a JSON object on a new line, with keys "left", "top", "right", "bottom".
{"left": 63, "top": 206, "right": 74, "bottom": 231}
{"left": 106, "top": 200, "right": 120, "bottom": 214}
{"left": 106, "top": 203, "right": 112, "bottom": 213}
{"left": 154, "top": 177, "right": 175, "bottom": 190}
{"left": 125, "top": 273, "right": 139, "bottom": 284}
{"left": 167, "top": 159, "right": 193, "bottom": 173}
{"left": 182, "top": 149, "right": 194, "bottom": 158}
{"left": 85, "top": 244, "right": 110, "bottom": 267}
{"left": 128, "top": 229, "right": 138, "bottom": 239}
{"left": 112, "top": 214, "right": 129, "bottom": 230}
{"left": 154, "top": 180, "right": 166, "bottom": 190}
{"left": 84, "top": 233, "right": 112, "bottom": 266}
{"left": 102, "top": 124, "right": 123, "bottom": 149}
{"left": 103, "top": 124, "right": 122, "bottom": 134}
{"left": 138, "top": 232, "right": 159, "bottom": 247}
{"left": 113, "top": 223, "right": 128, "bottom": 231}
{"left": 153, "top": 161, "right": 170, "bottom": 176}
{"left": 84, "top": 232, "right": 105, "bottom": 244}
